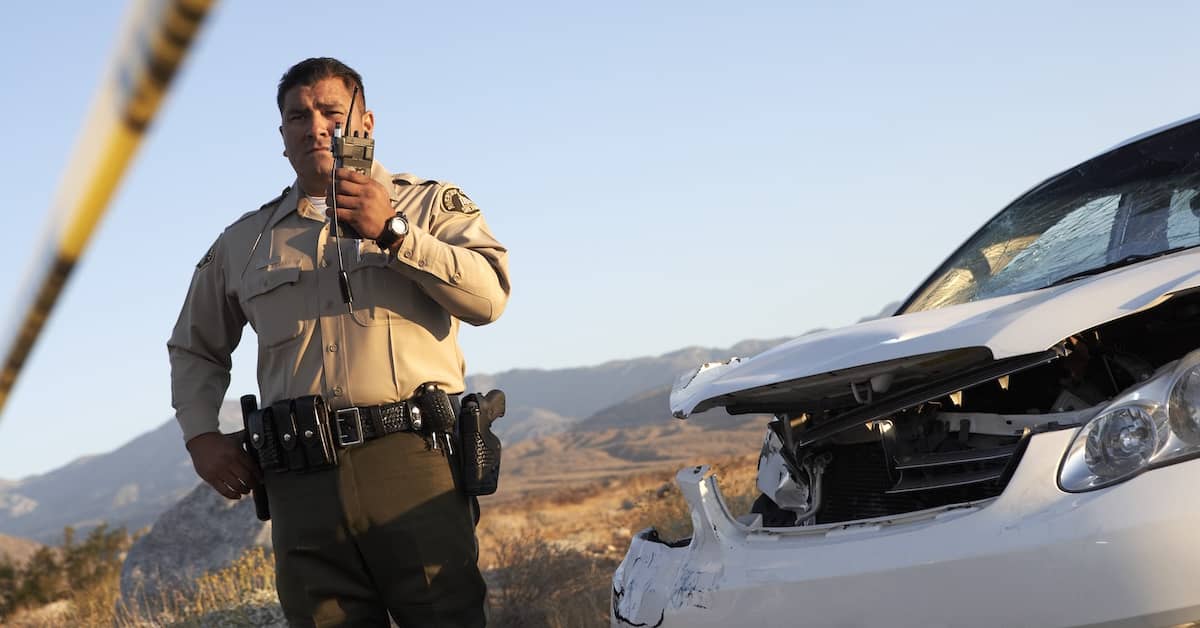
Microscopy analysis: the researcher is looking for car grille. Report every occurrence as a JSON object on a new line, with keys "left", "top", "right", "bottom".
{"left": 815, "top": 440, "right": 1016, "bottom": 524}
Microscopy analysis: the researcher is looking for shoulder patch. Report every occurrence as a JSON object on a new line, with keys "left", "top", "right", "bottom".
{"left": 196, "top": 243, "right": 216, "bottom": 270}
{"left": 441, "top": 187, "right": 479, "bottom": 214}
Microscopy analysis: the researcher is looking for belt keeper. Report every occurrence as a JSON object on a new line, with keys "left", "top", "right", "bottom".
{"left": 367, "top": 405, "right": 386, "bottom": 438}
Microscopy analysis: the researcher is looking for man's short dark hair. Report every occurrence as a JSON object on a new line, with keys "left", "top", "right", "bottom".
{"left": 277, "top": 57, "right": 366, "bottom": 112}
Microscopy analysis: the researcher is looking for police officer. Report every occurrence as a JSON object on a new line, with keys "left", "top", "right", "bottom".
{"left": 167, "top": 57, "right": 509, "bottom": 627}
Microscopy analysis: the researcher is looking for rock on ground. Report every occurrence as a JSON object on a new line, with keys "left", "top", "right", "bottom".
{"left": 119, "top": 483, "right": 271, "bottom": 615}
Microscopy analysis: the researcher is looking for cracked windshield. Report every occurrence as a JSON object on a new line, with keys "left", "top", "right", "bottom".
{"left": 905, "top": 131, "right": 1200, "bottom": 313}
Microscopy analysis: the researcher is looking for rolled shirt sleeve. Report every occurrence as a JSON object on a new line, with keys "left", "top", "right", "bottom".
{"left": 391, "top": 184, "right": 510, "bottom": 326}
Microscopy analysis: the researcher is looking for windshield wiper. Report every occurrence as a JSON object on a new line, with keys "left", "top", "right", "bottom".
{"left": 1049, "top": 245, "right": 1199, "bottom": 287}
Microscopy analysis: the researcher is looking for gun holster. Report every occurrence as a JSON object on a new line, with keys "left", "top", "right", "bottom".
{"left": 458, "top": 390, "right": 505, "bottom": 496}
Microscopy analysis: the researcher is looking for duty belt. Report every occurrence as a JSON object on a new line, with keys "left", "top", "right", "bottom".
{"left": 246, "top": 389, "right": 461, "bottom": 474}
{"left": 247, "top": 396, "right": 428, "bottom": 474}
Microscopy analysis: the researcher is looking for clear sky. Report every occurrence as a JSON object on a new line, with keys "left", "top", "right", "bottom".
{"left": 2, "top": 0, "right": 1199, "bottom": 479}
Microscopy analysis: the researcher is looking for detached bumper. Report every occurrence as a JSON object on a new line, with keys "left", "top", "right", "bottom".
{"left": 611, "top": 429, "right": 1200, "bottom": 628}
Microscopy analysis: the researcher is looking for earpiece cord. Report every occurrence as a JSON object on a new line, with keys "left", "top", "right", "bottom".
{"left": 330, "top": 85, "right": 363, "bottom": 312}
{"left": 331, "top": 121, "right": 354, "bottom": 311}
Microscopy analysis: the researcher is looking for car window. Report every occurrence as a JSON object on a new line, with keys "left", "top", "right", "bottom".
{"left": 1168, "top": 189, "right": 1200, "bottom": 249}
{"left": 985, "top": 195, "right": 1120, "bottom": 294}
{"left": 901, "top": 120, "right": 1200, "bottom": 314}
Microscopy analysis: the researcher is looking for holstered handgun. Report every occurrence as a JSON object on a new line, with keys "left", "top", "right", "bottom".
{"left": 240, "top": 395, "right": 271, "bottom": 521}
{"left": 458, "top": 390, "right": 505, "bottom": 496}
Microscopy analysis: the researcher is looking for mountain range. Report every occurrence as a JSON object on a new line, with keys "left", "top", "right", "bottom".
{"left": 0, "top": 338, "right": 789, "bottom": 544}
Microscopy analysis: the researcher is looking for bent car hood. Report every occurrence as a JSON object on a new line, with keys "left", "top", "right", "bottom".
{"left": 672, "top": 249, "right": 1200, "bottom": 417}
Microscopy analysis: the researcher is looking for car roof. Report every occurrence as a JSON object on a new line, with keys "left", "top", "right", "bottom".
{"left": 1098, "top": 112, "right": 1200, "bottom": 156}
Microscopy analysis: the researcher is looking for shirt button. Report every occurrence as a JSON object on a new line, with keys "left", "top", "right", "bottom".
{"left": 403, "top": 251, "right": 413, "bottom": 259}
{"left": 332, "top": 386, "right": 343, "bottom": 397}
{"left": 418, "top": 260, "right": 427, "bottom": 268}
{"left": 328, "top": 344, "right": 338, "bottom": 353}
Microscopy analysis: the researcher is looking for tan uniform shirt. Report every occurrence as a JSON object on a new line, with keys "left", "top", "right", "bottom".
{"left": 168, "top": 164, "right": 510, "bottom": 441}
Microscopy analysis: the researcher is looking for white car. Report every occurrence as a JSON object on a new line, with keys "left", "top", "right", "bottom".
{"left": 612, "top": 116, "right": 1200, "bottom": 628}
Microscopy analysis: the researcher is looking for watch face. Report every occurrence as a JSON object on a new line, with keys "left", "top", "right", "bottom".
{"left": 390, "top": 215, "right": 408, "bottom": 236}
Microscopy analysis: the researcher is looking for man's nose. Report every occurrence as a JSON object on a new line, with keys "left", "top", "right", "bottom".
{"left": 307, "top": 114, "right": 331, "bottom": 138}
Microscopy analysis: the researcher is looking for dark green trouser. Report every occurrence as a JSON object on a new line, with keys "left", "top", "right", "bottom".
{"left": 265, "top": 432, "right": 487, "bottom": 627}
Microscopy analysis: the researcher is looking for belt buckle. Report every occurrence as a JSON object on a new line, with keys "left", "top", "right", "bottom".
{"left": 334, "top": 407, "right": 364, "bottom": 446}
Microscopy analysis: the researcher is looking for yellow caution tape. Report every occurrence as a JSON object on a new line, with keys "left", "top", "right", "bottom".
{"left": 0, "top": 0, "right": 217, "bottom": 414}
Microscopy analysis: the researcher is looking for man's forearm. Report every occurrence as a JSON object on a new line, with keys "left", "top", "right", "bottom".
{"left": 169, "top": 346, "right": 233, "bottom": 440}
{"left": 392, "top": 228, "right": 510, "bottom": 325}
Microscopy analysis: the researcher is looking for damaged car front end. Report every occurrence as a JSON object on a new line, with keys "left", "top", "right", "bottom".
{"left": 612, "top": 117, "right": 1200, "bottom": 628}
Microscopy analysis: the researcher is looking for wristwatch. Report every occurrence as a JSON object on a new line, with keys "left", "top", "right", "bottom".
{"left": 375, "top": 212, "right": 409, "bottom": 249}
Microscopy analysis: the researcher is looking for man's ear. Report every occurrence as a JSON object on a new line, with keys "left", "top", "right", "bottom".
{"left": 278, "top": 125, "right": 285, "bottom": 155}
{"left": 362, "top": 110, "right": 375, "bottom": 136}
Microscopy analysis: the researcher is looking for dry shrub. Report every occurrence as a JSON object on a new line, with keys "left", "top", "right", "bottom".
{"left": 188, "top": 545, "right": 275, "bottom": 617}
{"left": 95, "top": 545, "right": 280, "bottom": 627}
{"left": 622, "top": 484, "right": 692, "bottom": 544}
{"left": 61, "top": 568, "right": 123, "bottom": 626}
{"left": 139, "top": 545, "right": 279, "bottom": 626}
{"left": 489, "top": 530, "right": 618, "bottom": 628}
{"left": 3, "top": 600, "right": 72, "bottom": 628}
{"left": 535, "top": 476, "right": 616, "bottom": 508}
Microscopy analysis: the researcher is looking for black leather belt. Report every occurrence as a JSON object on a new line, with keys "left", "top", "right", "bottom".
{"left": 247, "top": 388, "right": 465, "bottom": 475}
{"left": 333, "top": 400, "right": 424, "bottom": 447}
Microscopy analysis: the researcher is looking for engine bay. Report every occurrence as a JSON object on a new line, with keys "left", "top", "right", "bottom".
{"left": 753, "top": 291, "right": 1200, "bottom": 526}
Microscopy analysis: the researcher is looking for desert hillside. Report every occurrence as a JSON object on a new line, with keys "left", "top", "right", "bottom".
{"left": 491, "top": 418, "right": 768, "bottom": 498}
{"left": 0, "top": 532, "right": 41, "bottom": 565}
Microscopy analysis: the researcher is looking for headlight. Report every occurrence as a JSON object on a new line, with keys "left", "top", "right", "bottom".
{"left": 1060, "top": 349, "right": 1200, "bottom": 492}
{"left": 1169, "top": 364, "right": 1200, "bottom": 445}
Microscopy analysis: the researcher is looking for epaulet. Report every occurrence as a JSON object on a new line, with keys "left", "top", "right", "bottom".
{"left": 392, "top": 173, "right": 438, "bottom": 187}
{"left": 226, "top": 187, "right": 289, "bottom": 231}
{"left": 259, "top": 186, "right": 291, "bottom": 211}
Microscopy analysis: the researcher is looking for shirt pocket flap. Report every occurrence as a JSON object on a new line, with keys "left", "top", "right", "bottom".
{"left": 347, "top": 250, "right": 393, "bottom": 273}
{"left": 245, "top": 266, "right": 302, "bottom": 300}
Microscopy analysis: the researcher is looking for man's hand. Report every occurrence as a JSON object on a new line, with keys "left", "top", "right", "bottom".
{"left": 328, "top": 167, "right": 393, "bottom": 241}
{"left": 186, "top": 432, "right": 263, "bottom": 500}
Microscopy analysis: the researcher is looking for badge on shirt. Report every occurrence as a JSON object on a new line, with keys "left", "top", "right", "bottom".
{"left": 196, "top": 243, "right": 215, "bottom": 270}
{"left": 442, "top": 188, "right": 479, "bottom": 214}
